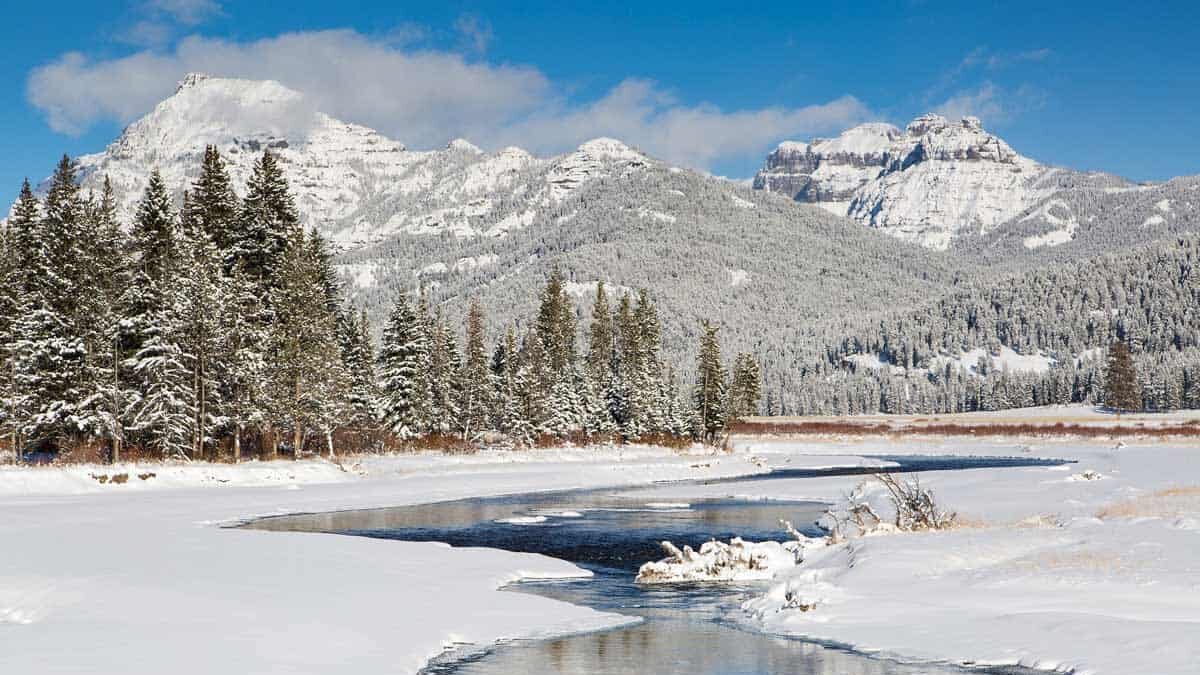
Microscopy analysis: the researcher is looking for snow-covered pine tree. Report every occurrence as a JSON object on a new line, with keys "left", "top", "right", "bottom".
{"left": 727, "top": 353, "right": 762, "bottom": 421}
{"left": 611, "top": 292, "right": 638, "bottom": 435}
{"left": 336, "top": 308, "right": 378, "bottom": 426}
{"left": 0, "top": 209, "right": 24, "bottom": 460}
{"left": 535, "top": 267, "right": 577, "bottom": 378}
{"left": 377, "top": 291, "right": 430, "bottom": 439}
{"left": 633, "top": 289, "right": 668, "bottom": 434}
{"left": 459, "top": 300, "right": 492, "bottom": 440}
{"left": 75, "top": 177, "right": 133, "bottom": 462}
{"left": 222, "top": 267, "right": 271, "bottom": 461}
{"left": 176, "top": 192, "right": 229, "bottom": 459}
{"left": 586, "top": 281, "right": 614, "bottom": 384}
{"left": 425, "top": 308, "right": 453, "bottom": 434}
{"left": 691, "top": 321, "right": 727, "bottom": 443}
{"left": 188, "top": 145, "right": 240, "bottom": 254}
{"left": 490, "top": 327, "right": 518, "bottom": 434}
{"left": 511, "top": 330, "right": 549, "bottom": 445}
{"left": 268, "top": 230, "right": 351, "bottom": 458}
{"left": 543, "top": 368, "right": 583, "bottom": 438}
{"left": 231, "top": 150, "right": 299, "bottom": 289}
{"left": 122, "top": 171, "right": 196, "bottom": 458}
{"left": 127, "top": 307, "right": 194, "bottom": 460}
{"left": 10, "top": 159, "right": 90, "bottom": 448}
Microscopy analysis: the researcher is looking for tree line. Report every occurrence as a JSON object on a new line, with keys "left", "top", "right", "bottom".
{"left": 0, "top": 149, "right": 762, "bottom": 463}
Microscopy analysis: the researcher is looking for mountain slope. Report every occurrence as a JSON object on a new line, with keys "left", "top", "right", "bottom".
{"left": 66, "top": 74, "right": 654, "bottom": 251}
{"left": 339, "top": 163, "right": 969, "bottom": 386}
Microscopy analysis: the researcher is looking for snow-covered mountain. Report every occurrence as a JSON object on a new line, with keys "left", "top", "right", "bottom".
{"left": 68, "top": 73, "right": 652, "bottom": 250}
{"left": 754, "top": 114, "right": 1110, "bottom": 250}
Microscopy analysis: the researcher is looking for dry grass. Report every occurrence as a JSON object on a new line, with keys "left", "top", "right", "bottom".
{"left": 1013, "top": 550, "right": 1129, "bottom": 574}
{"left": 731, "top": 418, "right": 1200, "bottom": 439}
{"left": 1096, "top": 485, "right": 1200, "bottom": 519}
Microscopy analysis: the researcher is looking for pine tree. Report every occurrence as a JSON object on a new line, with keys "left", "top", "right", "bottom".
{"left": 223, "top": 267, "right": 271, "bottom": 461}
{"left": 126, "top": 306, "right": 194, "bottom": 460}
{"left": 232, "top": 150, "right": 299, "bottom": 288}
{"left": 337, "top": 308, "right": 378, "bottom": 426}
{"left": 187, "top": 145, "right": 240, "bottom": 253}
{"left": 1104, "top": 341, "right": 1141, "bottom": 413}
{"left": 377, "top": 292, "right": 429, "bottom": 439}
{"left": 728, "top": 353, "right": 763, "bottom": 422}
{"left": 175, "top": 203, "right": 228, "bottom": 459}
{"left": 11, "top": 159, "right": 90, "bottom": 447}
{"left": 536, "top": 268, "right": 576, "bottom": 378}
{"left": 76, "top": 177, "right": 132, "bottom": 461}
{"left": 459, "top": 300, "right": 492, "bottom": 440}
{"left": 269, "top": 230, "right": 351, "bottom": 458}
{"left": 692, "top": 321, "right": 727, "bottom": 443}
{"left": 586, "top": 282, "right": 614, "bottom": 383}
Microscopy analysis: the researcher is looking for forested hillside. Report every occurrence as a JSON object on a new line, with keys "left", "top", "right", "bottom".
{"left": 780, "top": 235, "right": 1200, "bottom": 414}
{"left": 339, "top": 165, "right": 969, "bottom": 386}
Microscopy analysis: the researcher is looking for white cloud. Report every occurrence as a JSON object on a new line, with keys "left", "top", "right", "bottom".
{"left": 26, "top": 29, "right": 869, "bottom": 172}
{"left": 118, "top": 0, "right": 223, "bottom": 47}
{"left": 453, "top": 14, "right": 493, "bottom": 54}
{"left": 496, "top": 79, "right": 869, "bottom": 169}
{"left": 934, "top": 82, "right": 1046, "bottom": 127}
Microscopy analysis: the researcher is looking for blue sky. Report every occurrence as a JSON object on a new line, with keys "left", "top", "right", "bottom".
{"left": 3, "top": 1, "right": 1199, "bottom": 202}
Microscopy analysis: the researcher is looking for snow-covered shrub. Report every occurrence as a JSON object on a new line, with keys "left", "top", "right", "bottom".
{"left": 875, "top": 473, "right": 956, "bottom": 531}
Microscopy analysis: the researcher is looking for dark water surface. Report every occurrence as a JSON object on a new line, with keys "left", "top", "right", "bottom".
{"left": 250, "top": 457, "right": 1057, "bottom": 675}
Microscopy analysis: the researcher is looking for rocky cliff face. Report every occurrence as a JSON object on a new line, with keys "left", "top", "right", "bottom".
{"left": 754, "top": 114, "right": 1056, "bottom": 249}
{"left": 752, "top": 123, "right": 899, "bottom": 213}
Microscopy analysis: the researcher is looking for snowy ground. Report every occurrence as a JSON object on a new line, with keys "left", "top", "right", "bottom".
{"left": 640, "top": 431, "right": 1200, "bottom": 675}
{"left": 0, "top": 445, "right": 785, "bottom": 674}
{"left": 3, "top": 410, "right": 1198, "bottom": 674}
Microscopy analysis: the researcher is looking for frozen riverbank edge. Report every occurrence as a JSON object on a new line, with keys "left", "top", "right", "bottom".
{"left": 3, "top": 406, "right": 1198, "bottom": 674}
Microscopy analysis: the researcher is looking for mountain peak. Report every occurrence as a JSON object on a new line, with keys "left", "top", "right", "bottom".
{"left": 447, "top": 138, "right": 483, "bottom": 154}
{"left": 755, "top": 113, "right": 1046, "bottom": 249}
{"left": 575, "top": 137, "right": 644, "bottom": 161}
{"left": 176, "top": 72, "right": 212, "bottom": 91}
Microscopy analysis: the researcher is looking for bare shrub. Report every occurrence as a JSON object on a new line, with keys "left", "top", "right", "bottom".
{"left": 875, "top": 473, "right": 957, "bottom": 531}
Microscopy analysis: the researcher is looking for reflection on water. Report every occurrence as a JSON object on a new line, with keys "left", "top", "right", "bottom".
{"left": 250, "top": 460, "right": 1055, "bottom": 675}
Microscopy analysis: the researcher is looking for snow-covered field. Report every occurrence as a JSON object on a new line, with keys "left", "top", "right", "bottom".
{"left": 3, "top": 410, "right": 1198, "bottom": 674}
{"left": 0, "top": 445, "right": 778, "bottom": 674}
{"left": 642, "top": 431, "right": 1200, "bottom": 675}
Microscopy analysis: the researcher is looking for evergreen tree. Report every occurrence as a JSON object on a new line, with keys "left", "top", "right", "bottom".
{"left": 586, "top": 282, "right": 614, "bottom": 383}
{"left": 337, "top": 308, "right": 378, "bottom": 426}
{"left": 223, "top": 267, "right": 271, "bottom": 461}
{"left": 76, "top": 177, "right": 131, "bottom": 461}
{"left": 377, "top": 292, "right": 429, "bottom": 439}
{"left": 269, "top": 230, "right": 351, "bottom": 457}
{"left": 692, "top": 321, "right": 727, "bottom": 443}
{"left": 536, "top": 268, "right": 577, "bottom": 377}
{"left": 728, "top": 353, "right": 763, "bottom": 421}
{"left": 459, "top": 300, "right": 492, "bottom": 439}
{"left": 11, "top": 159, "right": 90, "bottom": 446}
{"left": 232, "top": 150, "right": 298, "bottom": 287}
{"left": 187, "top": 145, "right": 240, "bottom": 253}
{"left": 175, "top": 204, "right": 228, "bottom": 459}
{"left": 1104, "top": 341, "right": 1141, "bottom": 413}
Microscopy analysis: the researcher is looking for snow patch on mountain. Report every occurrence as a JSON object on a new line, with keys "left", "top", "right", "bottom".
{"left": 637, "top": 207, "right": 676, "bottom": 223}
{"left": 934, "top": 347, "right": 1055, "bottom": 375}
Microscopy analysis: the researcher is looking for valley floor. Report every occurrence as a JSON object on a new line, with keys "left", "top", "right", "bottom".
{"left": 1, "top": 405, "right": 1197, "bottom": 674}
